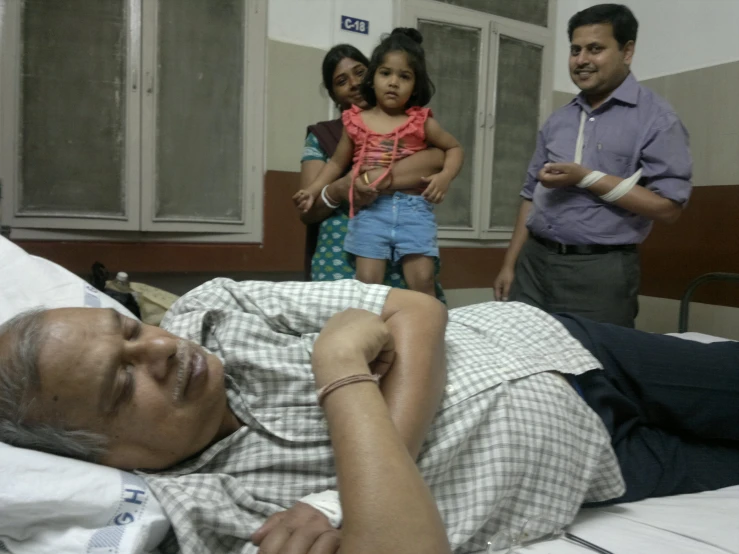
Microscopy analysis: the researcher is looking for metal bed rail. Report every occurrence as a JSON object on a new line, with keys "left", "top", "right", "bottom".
{"left": 678, "top": 272, "right": 739, "bottom": 333}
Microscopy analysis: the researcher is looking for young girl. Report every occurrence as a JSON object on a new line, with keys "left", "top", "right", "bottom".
{"left": 293, "top": 28, "right": 463, "bottom": 297}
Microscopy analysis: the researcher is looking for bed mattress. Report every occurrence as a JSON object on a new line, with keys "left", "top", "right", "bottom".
{"left": 523, "top": 485, "right": 739, "bottom": 553}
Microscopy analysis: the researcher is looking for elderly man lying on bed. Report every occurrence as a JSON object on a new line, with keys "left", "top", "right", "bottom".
{"left": 1, "top": 279, "right": 738, "bottom": 554}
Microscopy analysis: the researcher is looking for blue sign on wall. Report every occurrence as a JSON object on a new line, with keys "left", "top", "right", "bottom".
{"left": 341, "top": 15, "right": 369, "bottom": 35}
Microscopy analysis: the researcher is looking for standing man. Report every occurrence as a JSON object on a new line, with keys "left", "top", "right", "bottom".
{"left": 494, "top": 4, "right": 692, "bottom": 327}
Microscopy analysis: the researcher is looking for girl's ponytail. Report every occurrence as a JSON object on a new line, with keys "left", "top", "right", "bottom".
{"left": 390, "top": 27, "right": 423, "bottom": 45}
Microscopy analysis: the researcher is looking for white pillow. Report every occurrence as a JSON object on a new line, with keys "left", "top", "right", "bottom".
{"left": 0, "top": 443, "right": 169, "bottom": 554}
{"left": 0, "top": 235, "right": 136, "bottom": 325}
{"left": 0, "top": 236, "right": 170, "bottom": 553}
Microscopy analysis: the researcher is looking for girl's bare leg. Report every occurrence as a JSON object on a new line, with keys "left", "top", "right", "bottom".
{"left": 402, "top": 255, "right": 436, "bottom": 297}
{"left": 355, "top": 256, "right": 387, "bottom": 285}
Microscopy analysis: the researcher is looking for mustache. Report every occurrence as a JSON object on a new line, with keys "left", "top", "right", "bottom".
{"left": 173, "top": 340, "right": 192, "bottom": 402}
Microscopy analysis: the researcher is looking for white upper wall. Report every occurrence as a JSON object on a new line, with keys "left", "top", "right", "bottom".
{"left": 268, "top": 0, "right": 394, "bottom": 56}
{"left": 555, "top": 0, "right": 739, "bottom": 92}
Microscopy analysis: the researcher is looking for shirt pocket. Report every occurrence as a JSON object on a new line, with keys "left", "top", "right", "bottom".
{"left": 595, "top": 133, "right": 636, "bottom": 178}
{"left": 545, "top": 133, "right": 578, "bottom": 164}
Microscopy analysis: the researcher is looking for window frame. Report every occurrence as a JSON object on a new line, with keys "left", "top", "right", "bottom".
{"left": 0, "top": 0, "right": 142, "bottom": 232}
{"left": 479, "top": 19, "right": 554, "bottom": 241}
{"left": 398, "top": 0, "right": 555, "bottom": 242}
{"left": 0, "top": 0, "right": 266, "bottom": 242}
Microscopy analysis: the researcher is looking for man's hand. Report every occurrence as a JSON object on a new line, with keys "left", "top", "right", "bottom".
{"left": 421, "top": 173, "right": 451, "bottom": 203}
{"left": 312, "top": 309, "right": 395, "bottom": 386}
{"left": 251, "top": 502, "right": 340, "bottom": 554}
{"left": 493, "top": 265, "right": 515, "bottom": 301}
{"left": 537, "top": 162, "right": 590, "bottom": 188}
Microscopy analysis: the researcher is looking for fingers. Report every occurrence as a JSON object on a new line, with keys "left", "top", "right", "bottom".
{"left": 353, "top": 178, "right": 372, "bottom": 193}
{"left": 421, "top": 174, "right": 448, "bottom": 203}
{"left": 276, "top": 528, "right": 336, "bottom": 554}
{"left": 368, "top": 332, "right": 396, "bottom": 378}
{"left": 254, "top": 522, "right": 292, "bottom": 553}
{"left": 353, "top": 190, "right": 378, "bottom": 208}
{"left": 494, "top": 281, "right": 503, "bottom": 301}
{"left": 538, "top": 164, "right": 565, "bottom": 177}
{"left": 253, "top": 504, "right": 337, "bottom": 554}
{"left": 494, "top": 282, "right": 507, "bottom": 301}
{"left": 300, "top": 196, "right": 314, "bottom": 214}
{"left": 430, "top": 191, "right": 445, "bottom": 203}
{"left": 500, "top": 279, "right": 510, "bottom": 301}
{"left": 292, "top": 191, "right": 314, "bottom": 213}
{"left": 252, "top": 511, "right": 286, "bottom": 544}
{"left": 307, "top": 530, "right": 341, "bottom": 554}
{"left": 501, "top": 286, "right": 510, "bottom": 301}
{"left": 422, "top": 186, "right": 445, "bottom": 204}
{"left": 494, "top": 268, "right": 514, "bottom": 302}
{"left": 538, "top": 172, "right": 568, "bottom": 188}
{"left": 313, "top": 309, "right": 392, "bottom": 376}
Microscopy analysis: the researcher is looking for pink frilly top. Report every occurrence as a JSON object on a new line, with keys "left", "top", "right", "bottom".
{"left": 342, "top": 105, "right": 432, "bottom": 217}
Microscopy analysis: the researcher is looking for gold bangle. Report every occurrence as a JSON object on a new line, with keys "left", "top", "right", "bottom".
{"left": 363, "top": 172, "right": 371, "bottom": 185}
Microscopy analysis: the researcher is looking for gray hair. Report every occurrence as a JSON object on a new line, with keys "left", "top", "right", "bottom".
{"left": 0, "top": 309, "right": 108, "bottom": 462}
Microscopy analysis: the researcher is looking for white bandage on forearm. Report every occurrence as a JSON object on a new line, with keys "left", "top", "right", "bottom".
{"left": 298, "top": 490, "right": 343, "bottom": 528}
{"left": 576, "top": 170, "right": 606, "bottom": 189}
{"left": 599, "top": 168, "right": 643, "bottom": 203}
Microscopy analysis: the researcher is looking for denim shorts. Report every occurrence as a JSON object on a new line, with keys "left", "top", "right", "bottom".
{"left": 344, "top": 192, "right": 439, "bottom": 263}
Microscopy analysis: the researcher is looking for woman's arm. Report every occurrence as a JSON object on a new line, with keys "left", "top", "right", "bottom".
{"left": 295, "top": 131, "right": 356, "bottom": 215}
{"left": 300, "top": 159, "right": 342, "bottom": 224}
{"left": 304, "top": 132, "right": 354, "bottom": 197}
{"left": 301, "top": 139, "right": 446, "bottom": 225}
{"left": 363, "top": 148, "right": 446, "bottom": 191}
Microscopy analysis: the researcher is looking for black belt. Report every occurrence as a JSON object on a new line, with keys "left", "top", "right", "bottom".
{"left": 531, "top": 233, "right": 637, "bottom": 255}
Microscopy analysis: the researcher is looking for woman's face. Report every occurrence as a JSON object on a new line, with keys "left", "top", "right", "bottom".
{"left": 331, "top": 57, "right": 369, "bottom": 110}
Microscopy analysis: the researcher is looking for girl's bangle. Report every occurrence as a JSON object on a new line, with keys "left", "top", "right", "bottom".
{"left": 321, "top": 185, "right": 340, "bottom": 209}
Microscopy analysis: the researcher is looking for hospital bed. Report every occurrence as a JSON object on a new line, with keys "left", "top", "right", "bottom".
{"left": 0, "top": 235, "right": 737, "bottom": 554}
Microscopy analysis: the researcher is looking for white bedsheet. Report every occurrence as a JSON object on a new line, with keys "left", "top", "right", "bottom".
{"left": 523, "top": 486, "right": 739, "bottom": 553}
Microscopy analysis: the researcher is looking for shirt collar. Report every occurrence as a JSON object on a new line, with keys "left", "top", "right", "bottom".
{"left": 572, "top": 72, "right": 639, "bottom": 111}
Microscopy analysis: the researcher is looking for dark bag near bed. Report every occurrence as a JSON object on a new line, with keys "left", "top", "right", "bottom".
{"left": 90, "top": 262, "right": 141, "bottom": 319}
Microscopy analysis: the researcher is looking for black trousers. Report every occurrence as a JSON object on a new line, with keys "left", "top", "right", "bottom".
{"left": 510, "top": 237, "right": 640, "bottom": 328}
{"left": 553, "top": 313, "right": 739, "bottom": 504}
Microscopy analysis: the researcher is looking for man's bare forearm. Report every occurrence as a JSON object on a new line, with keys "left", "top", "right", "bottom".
{"left": 380, "top": 289, "right": 447, "bottom": 459}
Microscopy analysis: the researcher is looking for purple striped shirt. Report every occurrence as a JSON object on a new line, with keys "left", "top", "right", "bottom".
{"left": 522, "top": 73, "right": 692, "bottom": 245}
